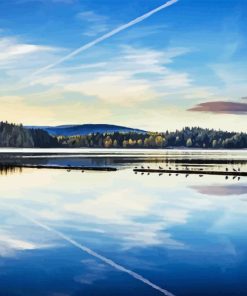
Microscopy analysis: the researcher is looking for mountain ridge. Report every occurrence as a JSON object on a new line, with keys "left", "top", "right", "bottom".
{"left": 26, "top": 124, "right": 146, "bottom": 137}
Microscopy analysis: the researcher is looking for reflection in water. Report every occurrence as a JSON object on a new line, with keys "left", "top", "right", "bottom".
{"left": 0, "top": 151, "right": 246, "bottom": 295}
{"left": 16, "top": 212, "right": 175, "bottom": 296}
{"left": 1, "top": 148, "right": 247, "bottom": 168}
{"left": 192, "top": 185, "right": 247, "bottom": 196}
{"left": 0, "top": 166, "right": 22, "bottom": 176}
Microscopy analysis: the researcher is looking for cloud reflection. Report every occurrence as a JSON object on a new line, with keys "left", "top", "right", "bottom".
{"left": 192, "top": 185, "right": 247, "bottom": 196}
{"left": 74, "top": 259, "right": 108, "bottom": 285}
{"left": 0, "top": 168, "right": 246, "bottom": 253}
{"left": 0, "top": 231, "right": 49, "bottom": 257}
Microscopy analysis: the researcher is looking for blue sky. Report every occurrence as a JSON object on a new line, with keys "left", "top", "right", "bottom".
{"left": 0, "top": 0, "right": 246, "bottom": 131}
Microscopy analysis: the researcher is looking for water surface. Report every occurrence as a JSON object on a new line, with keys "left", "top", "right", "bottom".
{"left": 0, "top": 150, "right": 246, "bottom": 296}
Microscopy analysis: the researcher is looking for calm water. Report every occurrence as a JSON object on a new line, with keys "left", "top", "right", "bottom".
{"left": 0, "top": 150, "right": 246, "bottom": 296}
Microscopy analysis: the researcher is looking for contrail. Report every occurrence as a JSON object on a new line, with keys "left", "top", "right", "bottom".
{"left": 32, "top": 0, "right": 179, "bottom": 77}
{"left": 18, "top": 213, "right": 176, "bottom": 296}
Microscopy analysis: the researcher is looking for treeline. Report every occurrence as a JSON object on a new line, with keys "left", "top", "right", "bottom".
{"left": 58, "top": 127, "right": 247, "bottom": 149}
{"left": 0, "top": 121, "right": 58, "bottom": 148}
{"left": 0, "top": 122, "right": 246, "bottom": 149}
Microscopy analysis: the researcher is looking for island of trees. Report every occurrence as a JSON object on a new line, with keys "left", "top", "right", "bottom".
{"left": 0, "top": 121, "right": 246, "bottom": 149}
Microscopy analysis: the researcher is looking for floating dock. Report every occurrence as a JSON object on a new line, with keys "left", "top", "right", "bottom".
{"left": 5, "top": 164, "right": 117, "bottom": 172}
{"left": 133, "top": 168, "right": 247, "bottom": 177}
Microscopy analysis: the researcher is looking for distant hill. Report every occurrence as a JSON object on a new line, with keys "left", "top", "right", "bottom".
{"left": 26, "top": 124, "right": 146, "bottom": 137}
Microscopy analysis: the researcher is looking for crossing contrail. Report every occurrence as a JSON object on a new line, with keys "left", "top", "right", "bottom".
{"left": 15, "top": 211, "right": 176, "bottom": 296}
{"left": 32, "top": 0, "right": 179, "bottom": 77}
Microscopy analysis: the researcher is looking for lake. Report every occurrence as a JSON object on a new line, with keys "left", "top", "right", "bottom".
{"left": 0, "top": 149, "right": 246, "bottom": 296}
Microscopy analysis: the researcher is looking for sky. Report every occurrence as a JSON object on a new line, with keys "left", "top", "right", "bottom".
{"left": 0, "top": 0, "right": 246, "bottom": 132}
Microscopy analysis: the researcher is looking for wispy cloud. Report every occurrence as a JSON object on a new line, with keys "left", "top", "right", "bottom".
{"left": 31, "top": 0, "right": 179, "bottom": 77}
{"left": 188, "top": 101, "right": 247, "bottom": 115}
{"left": 0, "top": 37, "right": 54, "bottom": 63}
{"left": 64, "top": 74, "right": 158, "bottom": 105}
{"left": 0, "top": 36, "right": 64, "bottom": 90}
{"left": 220, "top": 11, "right": 243, "bottom": 60}
{"left": 77, "top": 10, "right": 109, "bottom": 36}
{"left": 0, "top": 37, "right": 60, "bottom": 74}
{"left": 31, "top": 46, "right": 191, "bottom": 106}
{"left": 211, "top": 63, "right": 247, "bottom": 85}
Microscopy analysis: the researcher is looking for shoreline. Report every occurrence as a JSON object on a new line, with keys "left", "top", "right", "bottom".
{"left": 0, "top": 148, "right": 246, "bottom": 155}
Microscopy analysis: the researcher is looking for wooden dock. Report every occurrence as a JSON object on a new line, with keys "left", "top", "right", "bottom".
{"left": 133, "top": 168, "right": 247, "bottom": 177}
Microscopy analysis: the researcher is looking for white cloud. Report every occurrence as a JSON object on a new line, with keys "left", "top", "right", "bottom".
{"left": 0, "top": 41, "right": 246, "bottom": 131}
{"left": 29, "top": 74, "right": 67, "bottom": 86}
{"left": 53, "top": 46, "right": 192, "bottom": 105}
{"left": 0, "top": 37, "right": 55, "bottom": 64}
{"left": 0, "top": 35, "right": 64, "bottom": 92}
{"left": 64, "top": 73, "right": 158, "bottom": 105}
{"left": 0, "top": 30, "right": 245, "bottom": 131}
{"left": 160, "top": 73, "right": 191, "bottom": 88}
{"left": 77, "top": 11, "right": 108, "bottom": 24}
{"left": 76, "top": 10, "right": 109, "bottom": 36}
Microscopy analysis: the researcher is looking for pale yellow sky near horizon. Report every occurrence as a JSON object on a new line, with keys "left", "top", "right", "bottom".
{"left": 0, "top": 96, "right": 245, "bottom": 132}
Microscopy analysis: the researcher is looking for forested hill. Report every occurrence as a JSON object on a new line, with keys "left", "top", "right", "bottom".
{"left": 0, "top": 121, "right": 58, "bottom": 148}
{"left": 0, "top": 122, "right": 246, "bottom": 149}
{"left": 26, "top": 124, "right": 145, "bottom": 136}
{"left": 58, "top": 127, "right": 247, "bottom": 149}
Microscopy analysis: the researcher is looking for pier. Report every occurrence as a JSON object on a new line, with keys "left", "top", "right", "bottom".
{"left": 133, "top": 168, "right": 247, "bottom": 177}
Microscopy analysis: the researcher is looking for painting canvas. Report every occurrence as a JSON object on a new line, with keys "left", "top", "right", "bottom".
{"left": 0, "top": 0, "right": 246, "bottom": 295}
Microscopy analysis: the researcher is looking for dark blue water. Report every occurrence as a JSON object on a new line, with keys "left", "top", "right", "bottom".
{"left": 0, "top": 157, "right": 246, "bottom": 296}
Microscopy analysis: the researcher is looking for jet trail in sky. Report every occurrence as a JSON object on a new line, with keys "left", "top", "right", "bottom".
{"left": 32, "top": 0, "right": 179, "bottom": 77}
